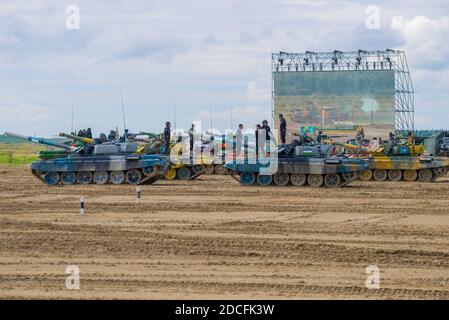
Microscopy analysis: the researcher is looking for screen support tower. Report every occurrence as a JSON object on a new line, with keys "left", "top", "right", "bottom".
{"left": 271, "top": 49, "right": 415, "bottom": 132}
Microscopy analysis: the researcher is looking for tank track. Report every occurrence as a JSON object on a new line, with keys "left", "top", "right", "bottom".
{"left": 34, "top": 168, "right": 165, "bottom": 186}
{"left": 169, "top": 165, "right": 209, "bottom": 181}
{"left": 359, "top": 167, "right": 448, "bottom": 182}
{"left": 226, "top": 169, "right": 358, "bottom": 188}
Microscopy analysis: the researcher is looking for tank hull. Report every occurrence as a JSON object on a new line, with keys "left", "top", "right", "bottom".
{"left": 225, "top": 157, "right": 368, "bottom": 188}
{"left": 359, "top": 155, "right": 449, "bottom": 182}
{"left": 30, "top": 154, "right": 169, "bottom": 186}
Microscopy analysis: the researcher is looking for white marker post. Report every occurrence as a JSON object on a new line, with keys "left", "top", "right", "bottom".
{"left": 136, "top": 186, "right": 141, "bottom": 204}
{"left": 80, "top": 197, "right": 85, "bottom": 215}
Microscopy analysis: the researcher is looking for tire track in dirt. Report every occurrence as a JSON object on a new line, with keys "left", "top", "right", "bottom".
{"left": 0, "top": 166, "right": 448, "bottom": 299}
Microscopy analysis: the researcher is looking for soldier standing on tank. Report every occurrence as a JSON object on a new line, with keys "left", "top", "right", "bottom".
{"left": 279, "top": 114, "right": 287, "bottom": 144}
{"left": 406, "top": 131, "right": 414, "bottom": 145}
{"left": 188, "top": 123, "right": 195, "bottom": 159}
{"left": 164, "top": 121, "right": 171, "bottom": 154}
{"left": 262, "top": 120, "right": 271, "bottom": 140}
{"left": 316, "top": 130, "right": 323, "bottom": 143}
{"left": 371, "top": 137, "right": 379, "bottom": 148}
{"left": 235, "top": 124, "right": 243, "bottom": 157}
{"left": 356, "top": 125, "right": 364, "bottom": 146}
{"left": 255, "top": 124, "right": 261, "bottom": 157}
{"left": 260, "top": 120, "right": 271, "bottom": 156}
{"left": 86, "top": 128, "right": 93, "bottom": 139}
{"left": 388, "top": 132, "right": 395, "bottom": 145}
{"left": 263, "top": 119, "right": 272, "bottom": 142}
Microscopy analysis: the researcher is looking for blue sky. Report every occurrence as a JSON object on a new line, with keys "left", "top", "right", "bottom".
{"left": 1, "top": 0, "right": 449, "bottom": 137}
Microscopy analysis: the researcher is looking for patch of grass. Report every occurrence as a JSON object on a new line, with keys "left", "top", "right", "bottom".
{"left": 0, "top": 143, "right": 49, "bottom": 166}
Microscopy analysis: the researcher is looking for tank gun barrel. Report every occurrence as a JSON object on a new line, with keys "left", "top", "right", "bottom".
{"left": 59, "top": 132, "right": 94, "bottom": 144}
{"left": 130, "top": 136, "right": 151, "bottom": 143}
{"left": 328, "top": 141, "right": 368, "bottom": 153}
{"left": 5, "top": 132, "right": 77, "bottom": 151}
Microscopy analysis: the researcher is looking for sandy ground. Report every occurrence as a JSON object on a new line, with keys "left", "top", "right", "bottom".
{"left": 0, "top": 165, "right": 448, "bottom": 300}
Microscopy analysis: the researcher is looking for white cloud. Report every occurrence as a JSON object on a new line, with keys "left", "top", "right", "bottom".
{"left": 0, "top": 1, "right": 448, "bottom": 135}
{"left": 246, "top": 77, "right": 271, "bottom": 105}
{"left": 0, "top": 102, "right": 55, "bottom": 135}
{"left": 194, "top": 105, "right": 270, "bottom": 130}
{"left": 394, "top": 15, "right": 449, "bottom": 68}
{"left": 192, "top": 77, "right": 271, "bottom": 130}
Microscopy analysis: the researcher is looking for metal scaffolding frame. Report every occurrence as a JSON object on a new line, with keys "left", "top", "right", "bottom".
{"left": 271, "top": 49, "right": 415, "bottom": 132}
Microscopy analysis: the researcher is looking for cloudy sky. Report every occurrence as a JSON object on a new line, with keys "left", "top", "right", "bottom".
{"left": 1, "top": 0, "right": 449, "bottom": 137}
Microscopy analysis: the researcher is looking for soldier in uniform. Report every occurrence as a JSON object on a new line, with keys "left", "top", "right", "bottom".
{"left": 108, "top": 130, "right": 117, "bottom": 141}
{"left": 356, "top": 125, "right": 365, "bottom": 146}
{"left": 164, "top": 121, "right": 171, "bottom": 154}
{"left": 406, "top": 131, "right": 414, "bottom": 145}
{"left": 235, "top": 124, "right": 243, "bottom": 157}
{"left": 316, "top": 130, "right": 323, "bottom": 143}
{"left": 255, "top": 124, "right": 261, "bottom": 157}
{"left": 279, "top": 114, "right": 287, "bottom": 144}
{"left": 188, "top": 124, "right": 195, "bottom": 158}
{"left": 85, "top": 128, "right": 93, "bottom": 139}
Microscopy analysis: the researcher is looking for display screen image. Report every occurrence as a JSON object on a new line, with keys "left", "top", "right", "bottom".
{"left": 273, "top": 70, "right": 395, "bottom": 141}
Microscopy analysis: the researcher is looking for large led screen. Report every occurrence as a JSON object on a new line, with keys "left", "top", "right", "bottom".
{"left": 273, "top": 70, "right": 395, "bottom": 141}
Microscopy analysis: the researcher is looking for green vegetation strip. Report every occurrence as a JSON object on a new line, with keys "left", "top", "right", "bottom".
{"left": 0, "top": 143, "right": 48, "bottom": 166}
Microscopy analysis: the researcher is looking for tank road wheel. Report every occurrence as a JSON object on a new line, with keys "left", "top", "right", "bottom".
{"left": 177, "top": 167, "right": 192, "bottom": 180}
{"left": 341, "top": 171, "right": 356, "bottom": 182}
{"left": 273, "top": 173, "right": 290, "bottom": 186}
{"left": 77, "top": 171, "right": 93, "bottom": 184}
{"left": 60, "top": 172, "right": 76, "bottom": 185}
{"left": 93, "top": 171, "right": 109, "bottom": 185}
{"left": 257, "top": 174, "right": 273, "bottom": 186}
{"left": 388, "top": 169, "right": 402, "bottom": 181}
{"left": 143, "top": 166, "right": 154, "bottom": 176}
{"left": 290, "top": 173, "right": 307, "bottom": 186}
{"left": 418, "top": 169, "right": 433, "bottom": 182}
{"left": 44, "top": 172, "right": 60, "bottom": 186}
{"left": 239, "top": 172, "right": 256, "bottom": 185}
{"left": 307, "top": 174, "right": 324, "bottom": 187}
{"left": 126, "top": 169, "right": 142, "bottom": 185}
{"left": 373, "top": 169, "right": 388, "bottom": 181}
{"left": 164, "top": 168, "right": 177, "bottom": 180}
{"left": 359, "top": 169, "right": 373, "bottom": 181}
{"left": 191, "top": 165, "right": 205, "bottom": 175}
{"left": 403, "top": 170, "right": 417, "bottom": 182}
{"left": 434, "top": 167, "right": 447, "bottom": 177}
{"left": 109, "top": 171, "right": 125, "bottom": 185}
{"left": 215, "top": 165, "right": 227, "bottom": 175}
{"left": 324, "top": 173, "right": 341, "bottom": 188}
{"left": 205, "top": 165, "right": 215, "bottom": 174}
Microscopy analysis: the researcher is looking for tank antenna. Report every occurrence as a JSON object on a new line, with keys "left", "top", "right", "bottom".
{"left": 209, "top": 101, "right": 213, "bottom": 129}
{"left": 230, "top": 109, "right": 233, "bottom": 130}
{"left": 173, "top": 96, "right": 177, "bottom": 130}
{"left": 120, "top": 86, "right": 128, "bottom": 140}
{"left": 71, "top": 104, "right": 74, "bottom": 134}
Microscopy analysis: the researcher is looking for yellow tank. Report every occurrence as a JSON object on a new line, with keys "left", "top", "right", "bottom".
{"left": 136, "top": 140, "right": 212, "bottom": 180}
{"left": 330, "top": 141, "right": 449, "bottom": 182}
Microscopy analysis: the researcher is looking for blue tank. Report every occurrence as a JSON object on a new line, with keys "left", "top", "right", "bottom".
{"left": 224, "top": 140, "right": 369, "bottom": 188}
{"left": 28, "top": 140, "right": 169, "bottom": 186}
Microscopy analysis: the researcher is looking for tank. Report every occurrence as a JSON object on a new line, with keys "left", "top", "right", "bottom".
{"left": 140, "top": 136, "right": 211, "bottom": 181}
{"left": 224, "top": 140, "right": 369, "bottom": 188}
{"left": 7, "top": 132, "right": 169, "bottom": 186}
{"left": 332, "top": 141, "right": 449, "bottom": 182}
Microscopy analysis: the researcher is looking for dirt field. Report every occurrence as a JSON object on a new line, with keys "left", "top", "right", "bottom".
{"left": 0, "top": 165, "right": 448, "bottom": 299}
